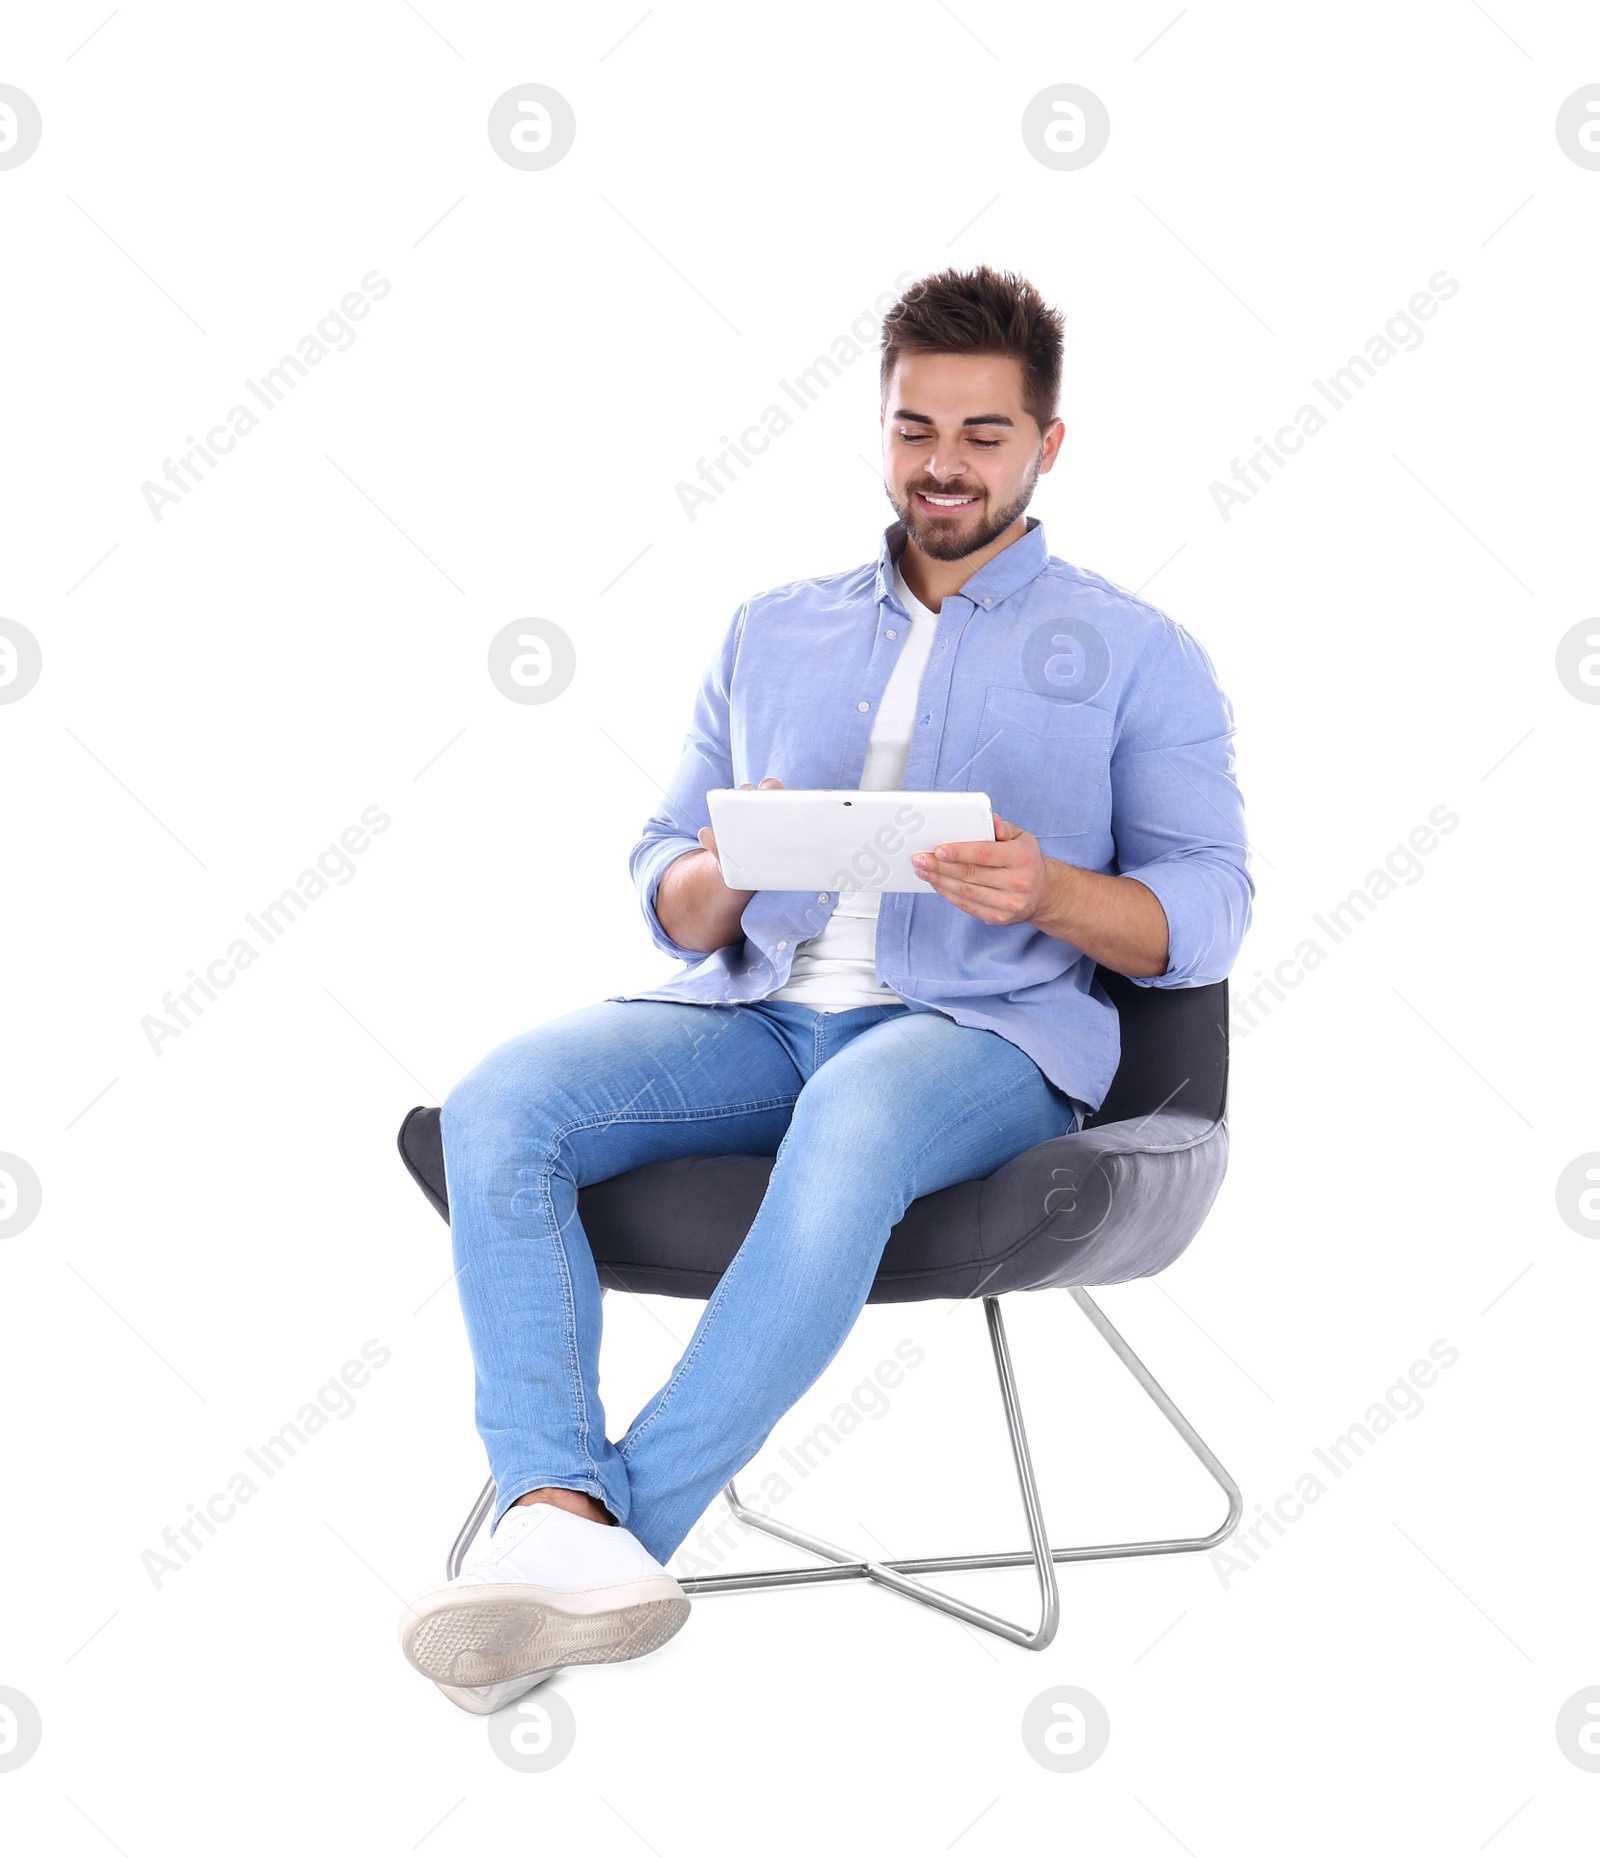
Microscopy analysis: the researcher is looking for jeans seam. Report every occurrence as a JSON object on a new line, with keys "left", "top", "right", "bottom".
{"left": 546, "top": 1095, "right": 801, "bottom": 1144}
{"left": 531, "top": 1162, "right": 605, "bottom": 1494}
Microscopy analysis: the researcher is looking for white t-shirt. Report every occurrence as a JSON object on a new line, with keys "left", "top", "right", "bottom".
{"left": 766, "top": 563, "right": 941, "bottom": 1011}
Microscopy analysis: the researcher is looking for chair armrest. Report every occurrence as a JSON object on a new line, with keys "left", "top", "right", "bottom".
{"left": 978, "top": 1112, "right": 1229, "bottom": 1289}
{"left": 398, "top": 1105, "right": 450, "bottom": 1220}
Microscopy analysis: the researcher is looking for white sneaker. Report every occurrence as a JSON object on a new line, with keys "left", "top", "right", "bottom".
{"left": 434, "top": 1668, "right": 559, "bottom": 1716}
{"left": 398, "top": 1502, "right": 690, "bottom": 1691}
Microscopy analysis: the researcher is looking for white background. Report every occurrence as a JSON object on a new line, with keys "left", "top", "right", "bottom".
{"left": 2, "top": 1, "right": 1597, "bottom": 1850}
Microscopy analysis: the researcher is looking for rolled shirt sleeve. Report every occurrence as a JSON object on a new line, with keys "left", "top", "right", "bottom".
{"left": 1109, "top": 619, "right": 1255, "bottom": 988}
{"left": 626, "top": 601, "right": 748, "bottom": 963}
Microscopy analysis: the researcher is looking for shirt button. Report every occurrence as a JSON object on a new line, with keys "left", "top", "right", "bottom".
{"left": 982, "top": 597, "right": 993, "bottom": 606}
{"left": 885, "top": 629, "right": 897, "bottom": 639}
{"left": 857, "top": 700, "right": 870, "bottom": 712}
{"left": 816, "top": 892, "right": 829, "bottom": 903}
{"left": 777, "top": 940, "right": 788, "bottom": 950}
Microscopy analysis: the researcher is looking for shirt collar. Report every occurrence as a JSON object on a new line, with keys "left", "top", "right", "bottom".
{"left": 874, "top": 514, "right": 1050, "bottom": 610}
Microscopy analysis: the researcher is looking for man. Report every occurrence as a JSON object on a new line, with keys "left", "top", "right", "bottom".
{"left": 398, "top": 265, "right": 1252, "bottom": 1713}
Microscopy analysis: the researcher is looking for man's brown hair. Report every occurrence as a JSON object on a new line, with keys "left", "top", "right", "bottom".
{"left": 879, "top": 265, "right": 1065, "bottom": 434}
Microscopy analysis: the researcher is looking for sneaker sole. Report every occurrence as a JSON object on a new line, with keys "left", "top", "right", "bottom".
{"left": 434, "top": 1669, "right": 560, "bottom": 1715}
{"left": 400, "top": 1579, "right": 690, "bottom": 1688}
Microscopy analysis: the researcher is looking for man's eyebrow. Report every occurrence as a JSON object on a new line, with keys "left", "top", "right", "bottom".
{"left": 890, "top": 409, "right": 1016, "bottom": 428}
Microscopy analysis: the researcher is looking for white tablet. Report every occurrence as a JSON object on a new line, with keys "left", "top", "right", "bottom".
{"left": 706, "top": 788, "right": 995, "bottom": 893}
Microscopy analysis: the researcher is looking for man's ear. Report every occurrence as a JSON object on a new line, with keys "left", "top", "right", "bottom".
{"left": 1039, "top": 417, "right": 1066, "bottom": 473}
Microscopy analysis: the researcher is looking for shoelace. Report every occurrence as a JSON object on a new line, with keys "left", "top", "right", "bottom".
{"left": 469, "top": 1503, "right": 550, "bottom": 1572}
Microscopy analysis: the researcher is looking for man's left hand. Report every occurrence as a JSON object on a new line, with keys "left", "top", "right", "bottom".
{"left": 910, "top": 814, "right": 1054, "bottom": 927}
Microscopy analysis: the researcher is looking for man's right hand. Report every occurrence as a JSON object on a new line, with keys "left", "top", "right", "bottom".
{"left": 696, "top": 776, "right": 784, "bottom": 863}
{"left": 657, "top": 778, "right": 783, "bottom": 953}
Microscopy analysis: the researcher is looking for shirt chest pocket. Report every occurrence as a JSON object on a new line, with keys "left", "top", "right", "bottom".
{"left": 965, "top": 686, "right": 1113, "bottom": 839}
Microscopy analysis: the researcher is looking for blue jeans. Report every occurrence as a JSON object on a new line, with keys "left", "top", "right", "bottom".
{"left": 440, "top": 997, "right": 1081, "bottom": 1564}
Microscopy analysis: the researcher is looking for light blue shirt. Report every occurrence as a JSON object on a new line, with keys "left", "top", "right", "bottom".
{"left": 609, "top": 516, "right": 1253, "bottom": 1112}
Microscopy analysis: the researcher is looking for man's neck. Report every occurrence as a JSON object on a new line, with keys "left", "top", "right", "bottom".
{"left": 897, "top": 515, "right": 1029, "bottom": 611}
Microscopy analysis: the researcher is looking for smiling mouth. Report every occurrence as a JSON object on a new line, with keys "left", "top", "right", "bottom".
{"left": 916, "top": 490, "right": 980, "bottom": 512}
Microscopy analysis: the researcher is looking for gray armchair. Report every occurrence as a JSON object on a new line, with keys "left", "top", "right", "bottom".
{"left": 397, "top": 966, "right": 1242, "bottom": 1650}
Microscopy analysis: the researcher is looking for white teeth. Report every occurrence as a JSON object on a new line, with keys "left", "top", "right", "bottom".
{"left": 923, "top": 494, "right": 975, "bottom": 506}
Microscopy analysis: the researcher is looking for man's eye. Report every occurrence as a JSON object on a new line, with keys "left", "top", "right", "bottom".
{"left": 971, "top": 437, "right": 1001, "bottom": 448}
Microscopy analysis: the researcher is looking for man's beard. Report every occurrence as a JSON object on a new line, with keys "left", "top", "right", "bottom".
{"left": 887, "top": 449, "right": 1042, "bottom": 562}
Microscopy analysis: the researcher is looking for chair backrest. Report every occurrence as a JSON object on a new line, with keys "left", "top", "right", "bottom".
{"left": 1081, "top": 966, "right": 1230, "bottom": 1130}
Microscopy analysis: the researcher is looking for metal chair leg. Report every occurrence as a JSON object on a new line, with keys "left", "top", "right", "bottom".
{"left": 689, "top": 1296, "right": 1061, "bottom": 1647}
{"left": 676, "top": 1287, "right": 1243, "bottom": 1646}
{"left": 446, "top": 1475, "right": 497, "bottom": 1580}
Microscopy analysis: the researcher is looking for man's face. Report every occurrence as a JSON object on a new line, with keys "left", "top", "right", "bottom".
{"left": 881, "top": 351, "right": 1063, "bottom": 562}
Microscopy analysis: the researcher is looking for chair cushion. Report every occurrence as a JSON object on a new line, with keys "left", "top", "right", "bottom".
{"left": 397, "top": 1105, "right": 1227, "bottom": 1302}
